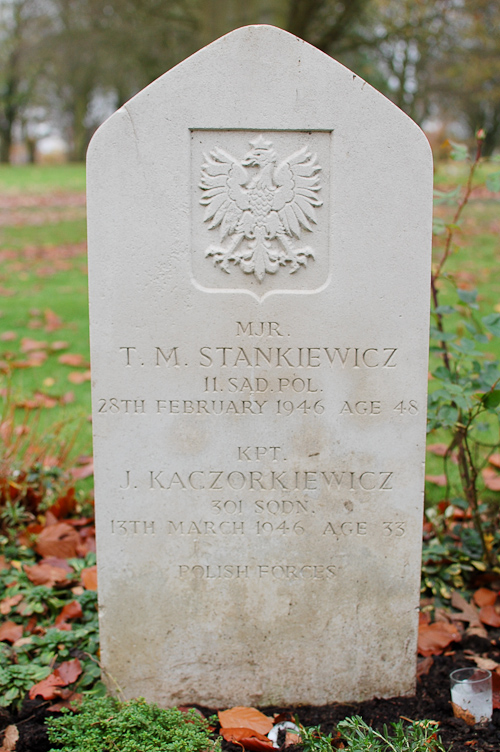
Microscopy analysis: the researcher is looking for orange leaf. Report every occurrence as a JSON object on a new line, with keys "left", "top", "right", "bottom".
{"left": 44, "top": 309, "right": 63, "bottom": 332}
{"left": 0, "top": 594, "right": 23, "bottom": 615}
{"left": 418, "top": 621, "right": 461, "bottom": 656}
{"left": 67, "top": 370, "right": 91, "bottom": 384}
{"left": 0, "top": 621, "right": 23, "bottom": 644}
{"left": 482, "top": 467, "right": 500, "bottom": 491}
{"left": 24, "top": 563, "right": 69, "bottom": 587}
{"left": 56, "top": 658, "right": 82, "bottom": 685}
{"left": 71, "top": 460, "right": 94, "bottom": 480}
{"left": 473, "top": 588, "right": 498, "bottom": 608}
{"left": 58, "top": 353, "right": 88, "bottom": 367}
{"left": 479, "top": 604, "right": 500, "bottom": 628}
{"left": 48, "top": 690, "right": 83, "bottom": 712}
{"left": 29, "top": 673, "right": 66, "bottom": 700}
{"left": 221, "top": 728, "right": 274, "bottom": 751}
{"left": 218, "top": 707, "right": 274, "bottom": 735}
{"left": 55, "top": 600, "right": 83, "bottom": 627}
{"left": 81, "top": 565, "right": 97, "bottom": 590}
{"left": 20, "top": 337, "right": 48, "bottom": 352}
{"left": 426, "top": 443, "right": 449, "bottom": 456}
{"left": 35, "top": 522, "right": 80, "bottom": 559}
{"left": 29, "top": 659, "right": 82, "bottom": 700}
{"left": 425, "top": 474, "right": 447, "bottom": 487}
{"left": 488, "top": 453, "right": 500, "bottom": 469}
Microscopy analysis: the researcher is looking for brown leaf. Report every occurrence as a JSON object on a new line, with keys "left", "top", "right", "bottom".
{"left": 55, "top": 600, "right": 83, "bottom": 627}
{"left": 56, "top": 658, "right": 82, "bottom": 685}
{"left": 0, "top": 594, "right": 23, "bottom": 615}
{"left": 0, "top": 621, "right": 23, "bottom": 644}
{"left": 463, "top": 650, "right": 500, "bottom": 672}
{"left": 473, "top": 588, "right": 498, "bottom": 608}
{"left": 20, "top": 337, "right": 48, "bottom": 352}
{"left": 488, "top": 453, "right": 500, "bottom": 469}
{"left": 417, "top": 656, "right": 434, "bottom": 677}
{"left": 44, "top": 309, "right": 63, "bottom": 332}
{"left": 24, "top": 563, "right": 69, "bottom": 587}
{"left": 70, "top": 460, "right": 94, "bottom": 480}
{"left": 1, "top": 724, "right": 19, "bottom": 751}
{"left": 67, "top": 369, "right": 91, "bottom": 384}
{"left": 479, "top": 604, "right": 500, "bottom": 628}
{"left": 218, "top": 707, "right": 274, "bottom": 735}
{"left": 482, "top": 467, "right": 500, "bottom": 491}
{"left": 29, "top": 658, "right": 82, "bottom": 700}
{"left": 81, "top": 565, "right": 97, "bottom": 590}
{"left": 425, "top": 474, "right": 447, "bottom": 486}
{"left": 450, "top": 591, "right": 485, "bottom": 636}
{"left": 0, "top": 331, "right": 17, "bottom": 342}
{"left": 451, "top": 702, "right": 476, "bottom": 726}
{"left": 35, "top": 522, "right": 80, "bottom": 559}
{"left": 50, "top": 341, "right": 69, "bottom": 351}
{"left": 220, "top": 728, "right": 275, "bottom": 751}
{"left": 48, "top": 690, "right": 83, "bottom": 712}
{"left": 426, "top": 443, "right": 449, "bottom": 456}
{"left": 418, "top": 621, "right": 461, "bottom": 656}
{"left": 58, "top": 353, "right": 88, "bottom": 367}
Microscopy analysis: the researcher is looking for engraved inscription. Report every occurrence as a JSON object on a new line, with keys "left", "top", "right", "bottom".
{"left": 199, "top": 136, "right": 322, "bottom": 282}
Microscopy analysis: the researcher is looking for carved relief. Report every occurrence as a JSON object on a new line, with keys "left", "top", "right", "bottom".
{"left": 199, "top": 135, "right": 323, "bottom": 282}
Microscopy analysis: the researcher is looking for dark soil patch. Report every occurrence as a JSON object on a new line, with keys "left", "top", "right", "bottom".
{"left": 3, "top": 633, "right": 500, "bottom": 751}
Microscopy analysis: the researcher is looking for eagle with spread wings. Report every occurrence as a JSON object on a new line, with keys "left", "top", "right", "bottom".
{"left": 199, "top": 135, "right": 323, "bottom": 282}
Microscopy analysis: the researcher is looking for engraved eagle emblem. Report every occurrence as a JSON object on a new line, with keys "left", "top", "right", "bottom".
{"left": 199, "top": 136, "right": 322, "bottom": 282}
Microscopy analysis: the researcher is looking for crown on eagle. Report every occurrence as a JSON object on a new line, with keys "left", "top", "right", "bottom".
{"left": 248, "top": 135, "right": 274, "bottom": 150}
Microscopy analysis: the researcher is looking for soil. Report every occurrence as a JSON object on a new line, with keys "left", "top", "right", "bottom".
{"left": 2, "top": 633, "right": 500, "bottom": 752}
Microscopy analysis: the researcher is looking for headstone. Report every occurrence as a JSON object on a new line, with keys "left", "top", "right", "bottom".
{"left": 87, "top": 25, "right": 432, "bottom": 707}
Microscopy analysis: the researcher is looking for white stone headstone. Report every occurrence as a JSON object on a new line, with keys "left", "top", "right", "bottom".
{"left": 87, "top": 25, "right": 432, "bottom": 707}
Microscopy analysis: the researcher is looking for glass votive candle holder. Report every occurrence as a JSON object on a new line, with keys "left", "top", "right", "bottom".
{"left": 450, "top": 667, "right": 492, "bottom": 725}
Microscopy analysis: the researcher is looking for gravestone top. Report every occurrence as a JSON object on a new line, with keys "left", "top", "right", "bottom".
{"left": 87, "top": 24, "right": 432, "bottom": 707}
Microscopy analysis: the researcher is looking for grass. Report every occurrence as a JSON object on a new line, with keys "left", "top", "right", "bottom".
{"left": 0, "top": 164, "right": 86, "bottom": 194}
{"left": 0, "top": 166, "right": 90, "bottom": 460}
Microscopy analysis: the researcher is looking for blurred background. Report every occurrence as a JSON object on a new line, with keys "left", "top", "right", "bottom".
{"left": 1, "top": 0, "right": 499, "bottom": 164}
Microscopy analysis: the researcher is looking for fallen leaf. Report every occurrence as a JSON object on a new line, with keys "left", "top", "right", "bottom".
{"left": 55, "top": 600, "right": 83, "bottom": 627}
{"left": 450, "top": 591, "right": 485, "bottom": 637}
{"left": 24, "top": 563, "right": 69, "bottom": 587}
{"left": 0, "top": 331, "right": 17, "bottom": 341}
{"left": 44, "top": 309, "right": 63, "bottom": 331}
{"left": 479, "top": 604, "right": 500, "bottom": 628}
{"left": 487, "top": 453, "right": 500, "bottom": 470}
{"left": 0, "top": 594, "right": 23, "bottom": 615}
{"left": 29, "top": 658, "right": 82, "bottom": 700}
{"left": 425, "top": 474, "right": 447, "bottom": 486}
{"left": 219, "top": 707, "right": 274, "bottom": 735}
{"left": 220, "top": 728, "right": 274, "bottom": 751}
{"left": 0, "top": 621, "right": 23, "bottom": 643}
{"left": 482, "top": 467, "right": 500, "bottom": 491}
{"left": 35, "top": 522, "right": 80, "bottom": 559}
{"left": 417, "top": 656, "right": 434, "bottom": 677}
{"left": 20, "top": 337, "right": 48, "bottom": 352}
{"left": 1, "top": 724, "right": 19, "bottom": 751}
{"left": 418, "top": 621, "right": 461, "bottom": 656}
{"left": 473, "top": 588, "right": 498, "bottom": 608}
{"left": 70, "top": 460, "right": 94, "bottom": 480}
{"left": 451, "top": 701, "right": 475, "bottom": 726}
{"left": 67, "top": 369, "right": 91, "bottom": 384}
{"left": 58, "top": 353, "right": 88, "bottom": 367}
{"left": 56, "top": 658, "right": 82, "bottom": 684}
{"left": 426, "top": 443, "right": 449, "bottom": 456}
{"left": 81, "top": 565, "right": 97, "bottom": 590}
{"left": 463, "top": 650, "right": 500, "bottom": 672}
{"left": 48, "top": 690, "right": 83, "bottom": 712}
{"left": 50, "top": 341, "right": 69, "bottom": 351}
